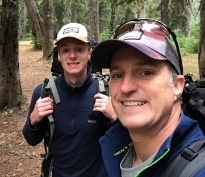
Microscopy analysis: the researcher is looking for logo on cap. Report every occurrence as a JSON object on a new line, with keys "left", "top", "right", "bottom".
{"left": 119, "top": 30, "right": 143, "bottom": 41}
{"left": 63, "top": 27, "right": 79, "bottom": 34}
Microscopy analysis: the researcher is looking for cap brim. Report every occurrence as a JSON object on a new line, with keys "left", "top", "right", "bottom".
{"left": 90, "top": 39, "right": 167, "bottom": 72}
{"left": 55, "top": 34, "right": 89, "bottom": 45}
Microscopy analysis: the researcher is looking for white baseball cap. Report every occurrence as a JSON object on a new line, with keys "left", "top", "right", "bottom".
{"left": 55, "top": 23, "right": 89, "bottom": 44}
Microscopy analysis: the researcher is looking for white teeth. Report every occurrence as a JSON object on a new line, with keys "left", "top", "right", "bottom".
{"left": 69, "top": 63, "right": 78, "bottom": 68}
{"left": 123, "top": 101, "right": 145, "bottom": 106}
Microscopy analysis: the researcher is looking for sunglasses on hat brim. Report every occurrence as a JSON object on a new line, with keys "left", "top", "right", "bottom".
{"left": 113, "top": 18, "right": 183, "bottom": 74}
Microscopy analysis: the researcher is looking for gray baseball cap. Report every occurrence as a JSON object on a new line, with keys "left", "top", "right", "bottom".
{"left": 91, "top": 27, "right": 182, "bottom": 74}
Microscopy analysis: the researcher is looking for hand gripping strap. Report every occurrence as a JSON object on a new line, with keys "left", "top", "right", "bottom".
{"left": 47, "top": 75, "right": 61, "bottom": 104}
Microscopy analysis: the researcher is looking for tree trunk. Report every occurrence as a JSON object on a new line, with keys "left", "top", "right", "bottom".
{"left": 181, "top": 0, "right": 192, "bottom": 37}
{"left": 89, "top": 0, "right": 99, "bottom": 42}
{"left": 109, "top": 2, "right": 116, "bottom": 34}
{"left": 70, "top": 0, "right": 78, "bottom": 22}
{"left": 19, "top": 0, "right": 27, "bottom": 40}
{"left": 0, "top": 0, "right": 22, "bottom": 110}
{"left": 161, "top": 0, "right": 170, "bottom": 25}
{"left": 24, "top": 0, "right": 44, "bottom": 49}
{"left": 43, "top": 0, "right": 54, "bottom": 59}
{"left": 136, "top": 0, "right": 146, "bottom": 18}
{"left": 199, "top": 0, "right": 205, "bottom": 79}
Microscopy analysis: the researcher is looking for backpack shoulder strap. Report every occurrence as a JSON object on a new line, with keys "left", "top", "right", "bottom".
{"left": 163, "top": 140, "right": 205, "bottom": 177}
{"left": 40, "top": 74, "right": 61, "bottom": 177}
{"left": 40, "top": 74, "right": 61, "bottom": 151}
{"left": 91, "top": 72, "right": 109, "bottom": 96}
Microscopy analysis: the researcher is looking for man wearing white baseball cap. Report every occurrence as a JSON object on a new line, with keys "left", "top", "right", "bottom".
{"left": 23, "top": 22, "right": 117, "bottom": 177}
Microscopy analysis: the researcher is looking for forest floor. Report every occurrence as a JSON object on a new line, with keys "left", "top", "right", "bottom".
{"left": 0, "top": 42, "right": 50, "bottom": 177}
{"left": 0, "top": 42, "right": 200, "bottom": 177}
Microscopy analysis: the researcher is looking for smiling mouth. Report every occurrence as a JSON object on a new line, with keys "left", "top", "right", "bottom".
{"left": 123, "top": 101, "right": 146, "bottom": 106}
{"left": 68, "top": 62, "right": 79, "bottom": 67}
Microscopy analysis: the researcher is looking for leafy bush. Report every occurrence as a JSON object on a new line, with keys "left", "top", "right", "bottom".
{"left": 99, "top": 29, "right": 113, "bottom": 41}
{"left": 25, "top": 33, "right": 33, "bottom": 41}
{"left": 177, "top": 36, "right": 199, "bottom": 55}
{"left": 175, "top": 19, "right": 200, "bottom": 55}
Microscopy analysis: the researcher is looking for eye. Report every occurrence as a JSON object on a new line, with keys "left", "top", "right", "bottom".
{"left": 63, "top": 49, "right": 69, "bottom": 53}
{"left": 59, "top": 47, "right": 69, "bottom": 53}
{"left": 110, "top": 73, "right": 124, "bottom": 80}
{"left": 75, "top": 46, "right": 84, "bottom": 52}
{"left": 138, "top": 70, "right": 155, "bottom": 79}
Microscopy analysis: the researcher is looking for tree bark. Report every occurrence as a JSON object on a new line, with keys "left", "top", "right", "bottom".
{"left": 89, "top": 0, "right": 99, "bottom": 42}
{"left": 161, "top": 0, "right": 170, "bottom": 25}
{"left": 136, "top": 0, "right": 146, "bottom": 18}
{"left": 181, "top": 0, "right": 192, "bottom": 37}
{"left": 24, "top": 0, "right": 44, "bottom": 49}
{"left": 0, "top": 0, "right": 22, "bottom": 110}
{"left": 109, "top": 2, "right": 116, "bottom": 34}
{"left": 199, "top": 0, "right": 205, "bottom": 79}
{"left": 43, "top": 0, "right": 54, "bottom": 59}
{"left": 19, "top": 0, "right": 27, "bottom": 40}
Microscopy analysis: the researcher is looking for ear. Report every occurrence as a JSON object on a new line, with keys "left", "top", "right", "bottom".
{"left": 173, "top": 75, "right": 185, "bottom": 101}
{"left": 58, "top": 52, "right": 62, "bottom": 62}
{"left": 88, "top": 48, "right": 92, "bottom": 60}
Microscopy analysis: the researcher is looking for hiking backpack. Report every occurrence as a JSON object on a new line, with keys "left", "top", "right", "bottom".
{"left": 161, "top": 73, "right": 205, "bottom": 176}
{"left": 182, "top": 73, "right": 205, "bottom": 133}
{"left": 163, "top": 139, "right": 205, "bottom": 177}
{"left": 40, "top": 46, "right": 109, "bottom": 177}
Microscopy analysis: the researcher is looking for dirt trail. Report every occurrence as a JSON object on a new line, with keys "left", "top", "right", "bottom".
{"left": 0, "top": 42, "right": 50, "bottom": 177}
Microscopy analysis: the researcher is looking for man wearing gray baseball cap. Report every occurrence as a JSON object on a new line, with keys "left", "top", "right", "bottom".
{"left": 91, "top": 18, "right": 205, "bottom": 177}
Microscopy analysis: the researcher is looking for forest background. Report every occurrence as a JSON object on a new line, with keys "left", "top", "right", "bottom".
{"left": 0, "top": 0, "right": 205, "bottom": 176}
{"left": 0, "top": 0, "right": 205, "bottom": 109}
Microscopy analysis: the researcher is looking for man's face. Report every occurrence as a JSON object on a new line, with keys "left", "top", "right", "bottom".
{"left": 109, "top": 47, "right": 184, "bottom": 134}
{"left": 58, "top": 38, "right": 91, "bottom": 77}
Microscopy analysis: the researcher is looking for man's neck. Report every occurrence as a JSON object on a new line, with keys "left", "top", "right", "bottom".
{"left": 64, "top": 70, "right": 88, "bottom": 87}
{"left": 129, "top": 106, "right": 181, "bottom": 166}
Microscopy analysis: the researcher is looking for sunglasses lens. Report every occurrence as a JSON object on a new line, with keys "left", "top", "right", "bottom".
{"left": 115, "top": 20, "right": 170, "bottom": 39}
{"left": 115, "top": 21, "right": 136, "bottom": 38}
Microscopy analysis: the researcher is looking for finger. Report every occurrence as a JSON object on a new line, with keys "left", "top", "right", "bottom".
{"left": 37, "top": 97, "right": 53, "bottom": 104}
{"left": 94, "top": 93, "right": 108, "bottom": 99}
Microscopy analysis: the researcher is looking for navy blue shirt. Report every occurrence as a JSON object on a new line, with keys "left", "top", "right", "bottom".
{"left": 22, "top": 68, "right": 109, "bottom": 177}
{"left": 100, "top": 112, "right": 205, "bottom": 177}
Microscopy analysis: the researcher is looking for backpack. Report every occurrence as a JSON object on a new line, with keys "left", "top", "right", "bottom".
{"left": 182, "top": 73, "right": 205, "bottom": 133}
{"left": 40, "top": 47, "right": 109, "bottom": 177}
{"left": 162, "top": 73, "right": 205, "bottom": 177}
{"left": 163, "top": 140, "right": 205, "bottom": 177}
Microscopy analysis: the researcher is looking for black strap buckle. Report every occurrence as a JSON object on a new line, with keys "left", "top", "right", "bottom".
{"left": 181, "top": 147, "right": 198, "bottom": 161}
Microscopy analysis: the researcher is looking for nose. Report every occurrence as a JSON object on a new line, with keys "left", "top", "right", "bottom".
{"left": 69, "top": 50, "right": 76, "bottom": 59}
{"left": 120, "top": 75, "right": 138, "bottom": 94}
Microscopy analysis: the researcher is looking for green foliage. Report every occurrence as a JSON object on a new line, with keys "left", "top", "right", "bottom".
{"left": 175, "top": 19, "right": 200, "bottom": 55}
{"left": 177, "top": 35, "right": 199, "bottom": 55}
{"left": 99, "top": 29, "right": 113, "bottom": 41}
{"left": 146, "top": 0, "right": 161, "bottom": 18}
{"left": 25, "top": 33, "right": 33, "bottom": 41}
{"left": 33, "top": 37, "right": 43, "bottom": 50}
{"left": 17, "top": 0, "right": 201, "bottom": 56}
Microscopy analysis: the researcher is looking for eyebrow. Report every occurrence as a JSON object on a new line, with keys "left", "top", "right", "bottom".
{"left": 110, "top": 59, "right": 159, "bottom": 71}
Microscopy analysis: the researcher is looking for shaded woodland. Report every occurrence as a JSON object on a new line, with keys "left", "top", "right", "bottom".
{"left": 0, "top": 0, "right": 205, "bottom": 109}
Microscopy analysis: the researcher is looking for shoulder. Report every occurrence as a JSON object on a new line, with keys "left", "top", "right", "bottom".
{"left": 30, "top": 83, "right": 43, "bottom": 102}
{"left": 33, "top": 84, "right": 43, "bottom": 95}
{"left": 193, "top": 168, "right": 205, "bottom": 177}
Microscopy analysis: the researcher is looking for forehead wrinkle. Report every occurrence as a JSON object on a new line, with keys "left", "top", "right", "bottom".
{"left": 110, "top": 54, "right": 160, "bottom": 71}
